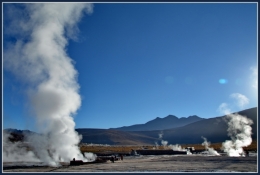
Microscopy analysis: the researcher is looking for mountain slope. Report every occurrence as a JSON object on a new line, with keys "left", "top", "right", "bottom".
{"left": 4, "top": 107, "right": 257, "bottom": 145}
{"left": 76, "top": 128, "right": 159, "bottom": 145}
{"left": 132, "top": 107, "right": 257, "bottom": 144}
{"left": 111, "top": 115, "right": 204, "bottom": 131}
{"left": 77, "top": 107, "right": 257, "bottom": 145}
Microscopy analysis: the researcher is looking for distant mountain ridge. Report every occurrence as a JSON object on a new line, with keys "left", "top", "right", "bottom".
{"left": 3, "top": 128, "right": 35, "bottom": 135}
{"left": 3, "top": 107, "right": 257, "bottom": 145}
{"left": 72, "top": 107, "right": 258, "bottom": 144}
{"left": 110, "top": 115, "right": 204, "bottom": 131}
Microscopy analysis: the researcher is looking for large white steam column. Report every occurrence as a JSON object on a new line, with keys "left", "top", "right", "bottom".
{"left": 4, "top": 3, "right": 94, "bottom": 166}
{"left": 222, "top": 113, "right": 253, "bottom": 157}
{"left": 218, "top": 94, "right": 253, "bottom": 157}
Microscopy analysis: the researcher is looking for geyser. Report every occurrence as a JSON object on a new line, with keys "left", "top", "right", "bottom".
{"left": 218, "top": 93, "right": 253, "bottom": 157}
{"left": 222, "top": 113, "right": 253, "bottom": 157}
{"left": 201, "top": 136, "right": 220, "bottom": 156}
{"left": 4, "top": 3, "right": 94, "bottom": 166}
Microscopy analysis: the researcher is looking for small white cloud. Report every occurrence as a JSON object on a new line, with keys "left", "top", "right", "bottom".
{"left": 230, "top": 93, "right": 249, "bottom": 109}
{"left": 218, "top": 103, "right": 231, "bottom": 115}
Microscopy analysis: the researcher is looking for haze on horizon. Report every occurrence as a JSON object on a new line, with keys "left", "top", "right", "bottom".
{"left": 3, "top": 2, "right": 257, "bottom": 131}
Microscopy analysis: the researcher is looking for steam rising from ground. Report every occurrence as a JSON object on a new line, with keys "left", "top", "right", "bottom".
{"left": 218, "top": 93, "right": 253, "bottom": 157}
{"left": 168, "top": 144, "right": 185, "bottom": 151}
{"left": 156, "top": 132, "right": 186, "bottom": 152}
{"left": 154, "top": 141, "right": 159, "bottom": 149}
{"left": 158, "top": 131, "right": 163, "bottom": 139}
{"left": 201, "top": 136, "right": 220, "bottom": 156}
{"left": 84, "top": 152, "right": 97, "bottom": 162}
{"left": 4, "top": 3, "right": 94, "bottom": 166}
{"left": 3, "top": 132, "right": 41, "bottom": 162}
{"left": 221, "top": 112, "right": 253, "bottom": 157}
{"left": 157, "top": 131, "right": 168, "bottom": 149}
{"left": 161, "top": 140, "right": 168, "bottom": 149}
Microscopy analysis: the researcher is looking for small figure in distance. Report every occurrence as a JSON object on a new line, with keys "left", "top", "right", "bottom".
{"left": 111, "top": 155, "right": 115, "bottom": 163}
{"left": 246, "top": 150, "right": 249, "bottom": 157}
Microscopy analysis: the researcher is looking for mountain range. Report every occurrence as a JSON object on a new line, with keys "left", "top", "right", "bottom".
{"left": 77, "top": 107, "right": 257, "bottom": 145}
{"left": 110, "top": 115, "right": 204, "bottom": 131}
{"left": 4, "top": 107, "right": 257, "bottom": 145}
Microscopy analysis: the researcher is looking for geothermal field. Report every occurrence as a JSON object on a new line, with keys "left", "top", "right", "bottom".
{"left": 3, "top": 141, "right": 258, "bottom": 173}
{"left": 3, "top": 3, "right": 257, "bottom": 173}
{"left": 3, "top": 151, "right": 257, "bottom": 172}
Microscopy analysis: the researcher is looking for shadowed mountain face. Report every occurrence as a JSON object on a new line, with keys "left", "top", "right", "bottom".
{"left": 75, "top": 128, "right": 159, "bottom": 145}
{"left": 110, "top": 115, "right": 204, "bottom": 131}
{"left": 77, "top": 107, "right": 257, "bottom": 145}
{"left": 4, "top": 107, "right": 257, "bottom": 145}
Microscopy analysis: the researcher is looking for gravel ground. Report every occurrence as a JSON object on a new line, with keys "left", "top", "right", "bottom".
{"left": 3, "top": 153, "right": 257, "bottom": 172}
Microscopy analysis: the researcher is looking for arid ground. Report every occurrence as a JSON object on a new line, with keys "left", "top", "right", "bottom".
{"left": 3, "top": 152, "right": 257, "bottom": 172}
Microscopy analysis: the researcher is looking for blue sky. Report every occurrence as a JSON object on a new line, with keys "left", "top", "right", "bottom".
{"left": 3, "top": 3, "right": 257, "bottom": 131}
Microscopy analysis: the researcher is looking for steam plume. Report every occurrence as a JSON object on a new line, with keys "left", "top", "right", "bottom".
{"left": 168, "top": 144, "right": 184, "bottom": 151}
{"left": 158, "top": 131, "right": 163, "bottom": 139}
{"left": 155, "top": 141, "right": 159, "bottom": 149}
{"left": 218, "top": 93, "right": 253, "bottom": 157}
{"left": 201, "top": 136, "right": 220, "bottom": 156}
{"left": 157, "top": 131, "right": 168, "bottom": 149}
{"left": 221, "top": 113, "right": 253, "bottom": 157}
{"left": 157, "top": 131, "right": 187, "bottom": 152}
{"left": 4, "top": 3, "right": 94, "bottom": 166}
{"left": 161, "top": 140, "right": 168, "bottom": 149}
{"left": 3, "top": 131, "right": 40, "bottom": 162}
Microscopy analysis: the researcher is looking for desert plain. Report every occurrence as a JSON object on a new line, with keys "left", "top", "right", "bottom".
{"left": 3, "top": 141, "right": 258, "bottom": 173}
{"left": 3, "top": 153, "right": 257, "bottom": 172}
